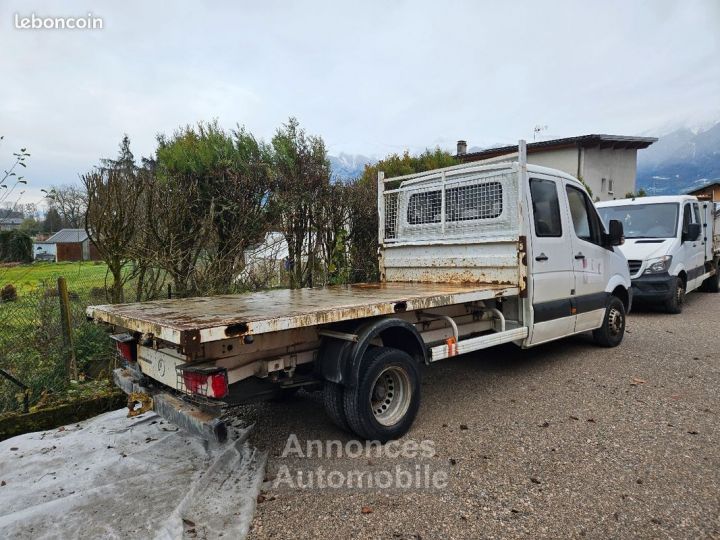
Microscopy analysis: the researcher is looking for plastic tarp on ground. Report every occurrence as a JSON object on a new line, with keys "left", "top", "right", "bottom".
{"left": 0, "top": 409, "right": 266, "bottom": 539}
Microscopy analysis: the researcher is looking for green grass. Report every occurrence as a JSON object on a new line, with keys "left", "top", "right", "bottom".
{"left": 0, "top": 261, "right": 118, "bottom": 414}
{"left": 0, "top": 261, "right": 110, "bottom": 295}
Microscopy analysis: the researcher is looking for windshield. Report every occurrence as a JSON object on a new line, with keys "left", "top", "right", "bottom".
{"left": 597, "top": 203, "right": 679, "bottom": 239}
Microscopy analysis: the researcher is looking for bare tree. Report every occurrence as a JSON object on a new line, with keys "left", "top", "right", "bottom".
{"left": 83, "top": 137, "right": 143, "bottom": 303}
{"left": 45, "top": 184, "right": 87, "bottom": 228}
{"left": 0, "top": 136, "right": 30, "bottom": 209}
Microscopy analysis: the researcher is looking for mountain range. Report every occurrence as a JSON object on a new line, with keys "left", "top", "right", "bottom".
{"left": 328, "top": 153, "right": 375, "bottom": 181}
{"left": 637, "top": 122, "right": 720, "bottom": 195}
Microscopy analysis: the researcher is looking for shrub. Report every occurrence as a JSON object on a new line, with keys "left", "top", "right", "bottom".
{"left": 0, "top": 231, "right": 32, "bottom": 263}
{"left": 1, "top": 283, "right": 17, "bottom": 302}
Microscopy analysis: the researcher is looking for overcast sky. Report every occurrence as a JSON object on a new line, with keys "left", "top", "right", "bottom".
{"left": 1, "top": 0, "right": 719, "bottom": 204}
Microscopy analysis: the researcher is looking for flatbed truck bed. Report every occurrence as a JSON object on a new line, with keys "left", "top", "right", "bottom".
{"left": 88, "top": 282, "right": 518, "bottom": 350}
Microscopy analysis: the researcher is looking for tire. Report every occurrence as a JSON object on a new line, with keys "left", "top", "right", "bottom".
{"left": 322, "top": 381, "right": 350, "bottom": 432}
{"left": 343, "top": 347, "right": 421, "bottom": 442}
{"left": 700, "top": 264, "right": 720, "bottom": 293}
{"left": 664, "top": 276, "right": 686, "bottom": 314}
{"left": 592, "top": 296, "right": 626, "bottom": 347}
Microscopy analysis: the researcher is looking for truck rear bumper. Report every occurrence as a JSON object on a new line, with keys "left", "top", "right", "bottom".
{"left": 631, "top": 273, "right": 674, "bottom": 303}
{"left": 113, "top": 367, "right": 227, "bottom": 443}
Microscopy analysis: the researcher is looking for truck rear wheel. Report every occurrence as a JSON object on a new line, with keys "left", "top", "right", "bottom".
{"left": 664, "top": 276, "right": 685, "bottom": 314}
{"left": 343, "top": 347, "right": 421, "bottom": 442}
{"left": 322, "top": 381, "right": 349, "bottom": 432}
{"left": 592, "top": 296, "right": 626, "bottom": 347}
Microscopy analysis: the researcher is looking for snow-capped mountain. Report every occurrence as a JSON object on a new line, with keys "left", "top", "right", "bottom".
{"left": 328, "top": 153, "right": 375, "bottom": 181}
{"left": 637, "top": 121, "right": 720, "bottom": 195}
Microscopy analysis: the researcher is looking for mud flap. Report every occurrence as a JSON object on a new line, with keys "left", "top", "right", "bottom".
{"left": 113, "top": 368, "right": 227, "bottom": 443}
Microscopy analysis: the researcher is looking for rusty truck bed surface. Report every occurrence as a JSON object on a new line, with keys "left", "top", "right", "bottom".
{"left": 87, "top": 282, "right": 518, "bottom": 347}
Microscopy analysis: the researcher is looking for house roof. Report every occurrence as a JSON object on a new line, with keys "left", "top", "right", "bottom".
{"left": 45, "top": 228, "right": 88, "bottom": 243}
{"left": 458, "top": 134, "right": 658, "bottom": 162}
{"left": 686, "top": 181, "right": 720, "bottom": 195}
{"left": 0, "top": 217, "right": 24, "bottom": 225}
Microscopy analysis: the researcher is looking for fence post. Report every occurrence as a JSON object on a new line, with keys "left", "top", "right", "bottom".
{"left": 57, "top": 277, "right": 78, "bottom": 381}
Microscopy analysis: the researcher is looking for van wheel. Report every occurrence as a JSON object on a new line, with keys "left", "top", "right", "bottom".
{"left": 322, "top": 381, "right": 349, "bottom": 432}
{"left": 592, "top": 296, "right": 626, "bottom": 347}
{"left": 701, "top": 265, "right": 720, "bottom": 293}
{"left": 343, "top": 347, "right": 421, "bottom": 442}
{"left": 664, "top": 277, "right": 686, "bottom": 314}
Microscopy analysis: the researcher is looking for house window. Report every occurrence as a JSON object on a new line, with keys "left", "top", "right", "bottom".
{"left": 608, "top": 179, "right": 614, "bottom": 195}
{"left": 601, "top": 178, "right": 607, "bottom": 193}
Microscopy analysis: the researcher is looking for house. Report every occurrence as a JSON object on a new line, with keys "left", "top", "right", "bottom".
{"left": 455, "top": 134, "right": 657, "bottom": 201}
{"left": 34, "top": 228, "right": 101, "bottom": 262}
{"left": 0, "top": 217, "right": 23, "bottom": 231}
{"left": 686, "top": 181, "right": 720, "bottom": 202}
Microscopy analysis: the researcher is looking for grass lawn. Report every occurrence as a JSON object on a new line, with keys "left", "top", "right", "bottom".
{"left": 0, "top": 261, "right": 110, "bottom": 295}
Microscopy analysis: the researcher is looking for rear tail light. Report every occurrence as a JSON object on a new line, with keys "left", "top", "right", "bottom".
{"left": 178, "top": 367, "right": 228, "bottom": 399}
{"left": 110, "top": 334, "right": 137, "bottom": 363}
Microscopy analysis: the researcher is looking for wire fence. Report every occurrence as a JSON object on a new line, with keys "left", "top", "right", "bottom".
{"left": 0, "top": 262, "right": 132, "bottom": 415}
{"left": 0, "top": 256, "right": 360, "bottom": 416}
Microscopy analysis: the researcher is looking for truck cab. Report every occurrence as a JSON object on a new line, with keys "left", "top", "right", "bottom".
{"left": 597, "top": 195, "right": 720, "bottom": 313}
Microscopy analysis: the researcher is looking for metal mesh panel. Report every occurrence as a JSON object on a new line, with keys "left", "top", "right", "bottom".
{"left": 383, "top": 168, "right": 519, "bottom": 243}
{"left": 446, "top": 181, "right": 503, "bottom": 222}
{"left": 384, "top": 192, "right": 399, "bottom": 240}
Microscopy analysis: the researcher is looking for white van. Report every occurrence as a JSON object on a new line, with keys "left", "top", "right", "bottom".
{"left": 90, "top": 141, "right": 632, "bottom": 442}
{"left": 597, "top": 195, "right": 720, "bottom": 313}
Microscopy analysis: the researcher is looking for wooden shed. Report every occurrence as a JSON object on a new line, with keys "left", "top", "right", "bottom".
{"left": 43, "top": 229, "right": 101, "bottom": 262}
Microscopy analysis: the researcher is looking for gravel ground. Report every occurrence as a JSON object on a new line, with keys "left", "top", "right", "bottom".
{"left": 244, "top": 291, "right": 720, "bottom": 539}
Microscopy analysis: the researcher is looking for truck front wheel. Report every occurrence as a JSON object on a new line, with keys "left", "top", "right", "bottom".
{"left": 343, "top": 347, "right": 421, "bottom": 442}
{"left": 664, "top": 276, "right": 686, "bottom": 314}
{"left": 592, "top": 296, "right": 626, "bottom": 347}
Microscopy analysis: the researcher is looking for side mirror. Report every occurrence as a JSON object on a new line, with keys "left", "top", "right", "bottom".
{"left": 683, "top": 223, "right": 701, "bottom": 242}
{"left": 605, "top": 219, "right": 624, "bottom": 247}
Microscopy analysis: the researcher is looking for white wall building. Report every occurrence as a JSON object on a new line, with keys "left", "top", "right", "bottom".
{"left": 456, "top": 134, "right": 657, "bottom": 201}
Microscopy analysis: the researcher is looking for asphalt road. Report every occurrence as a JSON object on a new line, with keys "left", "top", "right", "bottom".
{"left": 245, "top": 291, "right": 720, "bottom": 539}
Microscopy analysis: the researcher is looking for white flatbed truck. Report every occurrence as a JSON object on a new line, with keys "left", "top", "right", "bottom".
{"left": 88, "top": 141, "right": 631, "bottom": 442}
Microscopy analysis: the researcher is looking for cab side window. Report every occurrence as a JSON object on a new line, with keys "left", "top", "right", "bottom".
{"left": 530, "top": 178, "right": 562, "bottom": 237}
{"left": 566, "top": 185, "right": 602, "bottom": 245}
{"left": 682, "top": 204, "right": 692, "bottom": 234}
{"left": 692, "top": 203, "right": 701, "bottom": 225}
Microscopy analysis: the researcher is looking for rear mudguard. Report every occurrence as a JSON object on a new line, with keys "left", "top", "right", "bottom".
{"left": 315, "top": 317, "right": 426, "bottom": 387}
